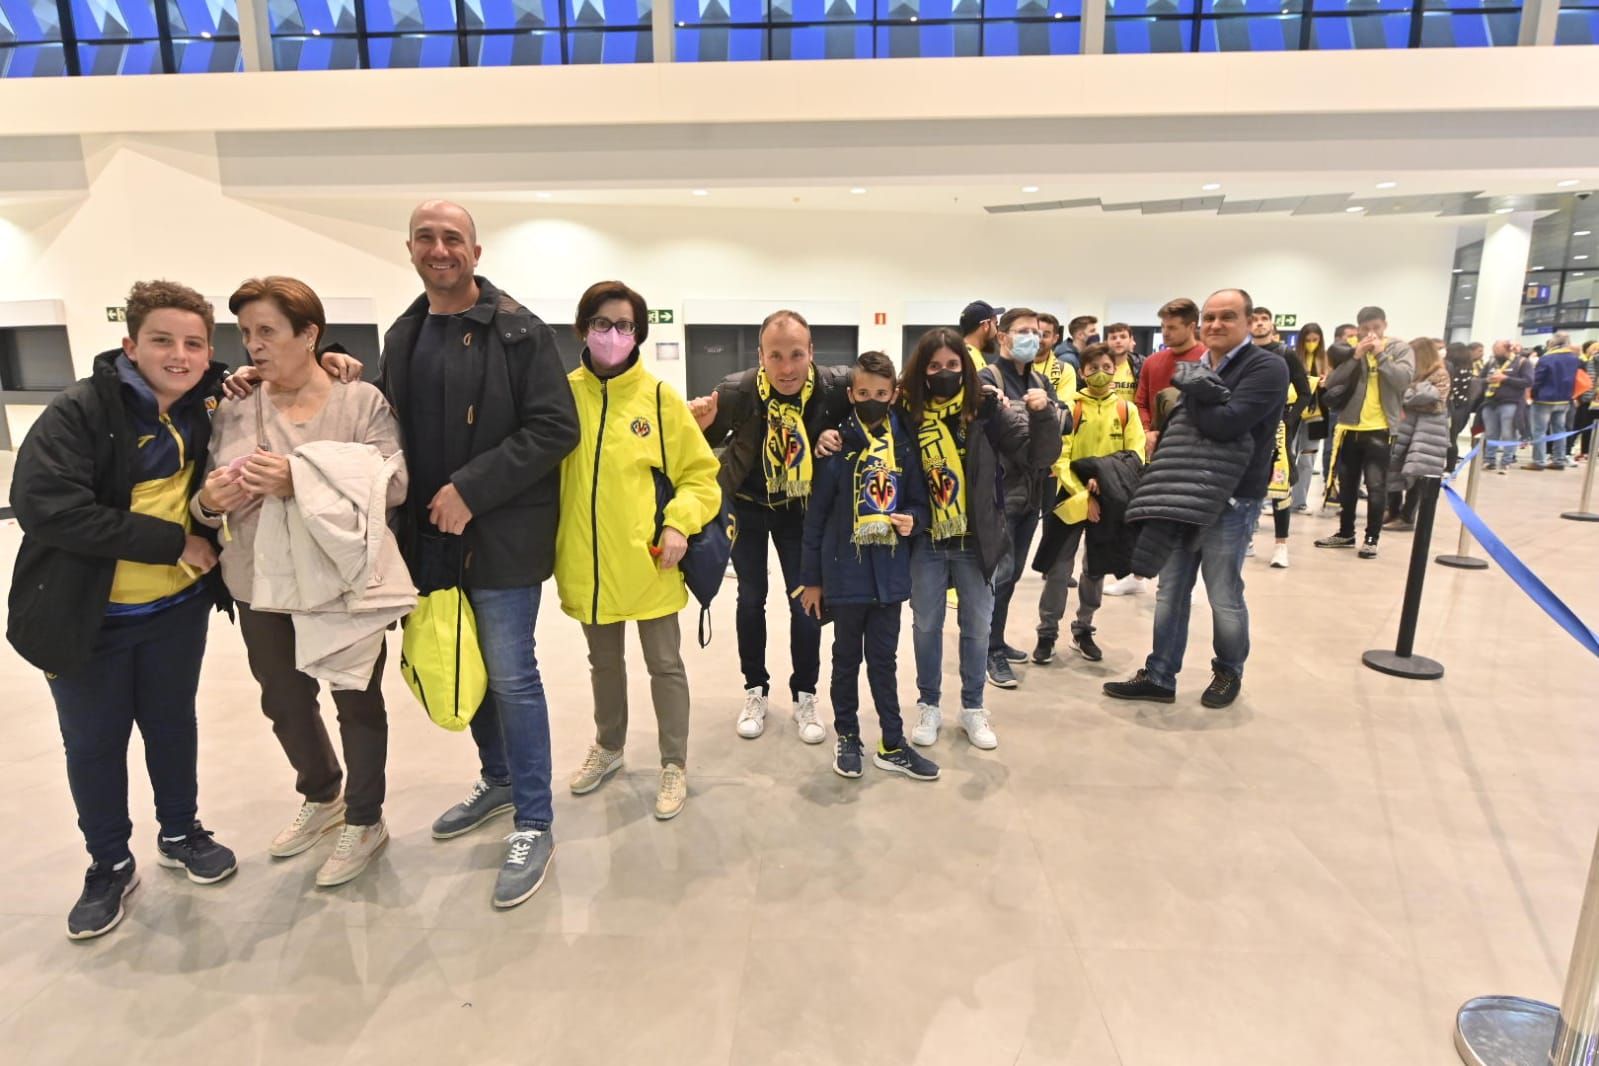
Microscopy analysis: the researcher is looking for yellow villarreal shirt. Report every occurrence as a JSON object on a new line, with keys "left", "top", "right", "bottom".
{"left": 1051, "top": 390, "right": 1147, "bottom": 525}
{"left": 1350, "top": 354, "right": 1388, "bottom": 433}
{"left": 109, "top": 414, "right": 199, "bottom": 607}
{"left": 966, "top": 344, "right": 988, "bottom": 372}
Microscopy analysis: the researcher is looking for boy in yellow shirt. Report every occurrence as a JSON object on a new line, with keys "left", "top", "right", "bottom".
{"left": 1031, "top": 344, "right": 1146, "bottom": 664}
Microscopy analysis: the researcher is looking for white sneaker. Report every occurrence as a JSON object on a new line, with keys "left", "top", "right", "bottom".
{"left": 315, "top": 820, "right": 388, "bottom": 887}
{"left": 1270, "top": 544, "right": 1290, "bottom": 569}
{"left": 737, "top": 687, "right": 767, "bottom": 739}
{"left": 794, "top": 692, "right": 826, "bottom": 744}
{"left": 960, "top": 707, "right": 998, "bottom": 750}
{"left": 911, "top": 703, "right": 942, "bottom": 747}
{"left": 569, "top": 744, "right": 625, "bottom": 795}
{"left": 1245, "top": 542, "right": 1256, "bottom": 558}
{"left": 269, "top": 797, "right": 346, "bottom": 858}
{"left": 1103, "top": 574, "right": 1143, "bottom": 597}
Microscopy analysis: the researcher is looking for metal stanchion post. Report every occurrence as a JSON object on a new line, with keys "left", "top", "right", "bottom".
{"left": 1457, "top": 823, "right": 1599, "bottom": 1066}
{"left": 1562, "top": 441, "right": 1599, "bottom": 523}
{"left": 1439, "top": 440, "right": 1491, "bottom": 570}
{"left": 1362, "top": 475, "right": 1444, "bottom": 680}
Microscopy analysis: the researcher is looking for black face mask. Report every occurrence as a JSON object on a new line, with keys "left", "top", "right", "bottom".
{"left": 927, "top": 370, "right": 962, "bottom": 399}
{"left": 853, "top": 399, "right": 890, "bottom": 426}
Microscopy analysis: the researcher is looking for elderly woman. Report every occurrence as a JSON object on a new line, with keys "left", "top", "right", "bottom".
{"left": 555, "top": 281, "right": 722, "bottom": 821}
{"left": 192, "top": 276, "right": 407, "bottom": 887}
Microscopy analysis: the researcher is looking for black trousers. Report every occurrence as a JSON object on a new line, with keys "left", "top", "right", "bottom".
{"left": 48, "top": 593, "right": 210, "bottom": 865}
{"left": 828, "top": 602, "right": 905, "bottom": 750}
{"left": 1337, "top": 430, "right": 1391, "bottom": 540}
{"left": 732, "top": 498, "right": 821, "bottom": 699}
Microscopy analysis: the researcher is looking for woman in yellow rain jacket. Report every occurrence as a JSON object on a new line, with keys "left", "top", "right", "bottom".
{"left": 555, "top": 281, "right": 721, "bottom": 821}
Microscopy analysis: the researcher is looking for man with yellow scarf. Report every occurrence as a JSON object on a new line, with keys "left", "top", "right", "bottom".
{"left": 690, "top": 310, "right": 852, "bottom": 746}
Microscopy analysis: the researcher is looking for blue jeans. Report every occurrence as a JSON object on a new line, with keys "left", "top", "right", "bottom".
{"left": 466, "top": 585, "right": 553, "bottom": 831}
{"left": 1145, "top": 497, "right": 1262, "bottom": 691}
{"left": 1481, "top": 404, "right": 1519, "bottom": 467}
{"left": 988, "top": 509, "right": 1040, "bottom": 655}
{"left": 910, "top": 536, "right": 995, "bottom": 710}
{"left": 1530, "top": 403, "right": 1571, "bottom": 467}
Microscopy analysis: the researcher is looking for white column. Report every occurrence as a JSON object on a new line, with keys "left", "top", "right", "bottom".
{"left": 236, "top": 0, "right": 275, "bottom": 71}
{"left": 1518, "top": 0, "right": 1560, "bottom": 47}
{"left": 1080, "top": 0, "right": 1106, "bottom": 54}
{"left": 1469, "top": 211, "right": 1534, "bottom": 347}
{"left": 653, "top": 0, "right": 676, "bottom": 61}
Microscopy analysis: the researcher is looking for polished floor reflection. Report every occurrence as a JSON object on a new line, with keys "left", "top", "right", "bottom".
{"left": 2, "top": 467, "right": 1595, "bottom": 1065}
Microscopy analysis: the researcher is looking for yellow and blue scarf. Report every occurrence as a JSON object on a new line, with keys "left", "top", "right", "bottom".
{"left": 851, "top": 414, "right": 900, "bottom": 547}
{"left": 916, "top": 392, "right": 968, "bottom": 541}
{"left": 758, "top": 365, "right": 815, "bottom": 499}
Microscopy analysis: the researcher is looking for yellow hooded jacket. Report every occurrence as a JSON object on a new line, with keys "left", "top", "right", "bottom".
{"left": 1051, "top": 390, "right": 1147, "bottom": 525}
{"left": 556, "top": 358, "right": 723, "bottom": 626}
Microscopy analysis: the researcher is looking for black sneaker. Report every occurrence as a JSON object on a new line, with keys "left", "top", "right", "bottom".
{"left": 1071, "top": 629, "right": 1104, "bottom": 662}
{"left": 1031, "top": 639, "right": 1056, "bottom": 665}
{"left": 833, "top": 735, "right": 864, "bottom": 779}
{"left": 1358, "top": 537, "right": 1379, "bottom": 559}
{"left": 1103, "top": 670, "right": 1176, "bottom": 704}
{"left": 156, "top": 823, "right": 237, "bottom": 885}
{"left": 67, "top": 859, "right": 138, "bottom": 940}
{"left": 1315, "top": 533, "right": 1357, "bottom": 549}
{"left": 999, "top": 643, "right": 1028, "bottom": 664}
{"left": 1201, "top": 670, "right": 1243, "bottom": 708}
{"left": 873, "top": 745, "right": 940, "bottom": 781}
{"left": 986, "top": 653, "right": 1019, "bottom": 689}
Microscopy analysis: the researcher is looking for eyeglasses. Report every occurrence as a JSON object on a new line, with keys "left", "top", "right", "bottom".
{"left": 587, "top": 316, "right": 637, "bottom": 336}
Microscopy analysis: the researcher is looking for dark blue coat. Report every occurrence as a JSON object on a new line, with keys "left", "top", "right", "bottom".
{"left": 800, "top": 410, "right": 930, "bottom": 607}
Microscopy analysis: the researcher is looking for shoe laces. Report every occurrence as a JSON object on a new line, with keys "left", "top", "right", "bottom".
{"left": 739, "top": 691, "right": 765, "bottom": 721}
{"left": 289, "top": 803, "right": 320, "bottom": 832}
{"left": 660, "top": 765, "right": 686, "bottom": 799}
{"left": 965, "top": 707, "right": 992, "bottom": 731}
{"left": 916, "top": 705, "right": 940, "bottom": 730}
{"left": 795, "top": 695, "right": 820, "bottom": 727}
{"left": 462, "top": 778, "right": 492, "bottom": 807}
{"left": 578, "top": 746, "right": 615, "bottom": 777}
{"left": 332, "top": 824, "right": 364, "bottom": 858}
{"left": 505, "top": 829, "right": 542, "bottom": 867}
{"left": 168, "top": 824, "right": 216, "bottom": 853}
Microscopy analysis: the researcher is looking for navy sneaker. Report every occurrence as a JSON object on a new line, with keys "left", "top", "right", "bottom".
{"left": 986, "top": 653, "right": 1019, "bottom": 689}
{"left": 156, "top": 823, "right": 237, "bottom": 885}
{"left": 998, "top": 643, "right": 1029, "bottom": 664}
{"left": 833, "top": 735, "right": 864, "bottom": 779}
{"left": 67, "top": 859, "right": 138, "bottom": 940}
{"left": 432, "top": 777, "right": 515, "bottom": 840}
{"left": 873, "top": 744, "right": 940, "bottom": 781}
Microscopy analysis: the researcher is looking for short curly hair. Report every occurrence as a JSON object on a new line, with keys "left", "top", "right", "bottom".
{"left": 125, "top": 280, "right": 215, "bottom": 342}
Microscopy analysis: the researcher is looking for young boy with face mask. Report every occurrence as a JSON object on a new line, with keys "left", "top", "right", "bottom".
{"left": 800, "top": 352, "right": 938, "bottom": 782}
{"left": 1031, "top": 343, "right": 1147, "bottom": 665}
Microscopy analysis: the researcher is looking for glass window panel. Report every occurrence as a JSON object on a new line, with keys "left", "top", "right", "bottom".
{"left": 772, "top": 0, "right": 865, "bottom": 22}
{"left": 1418, "top": 8, "right": 1519, "bottom": 43}
{"left": 674, "top": 24, "right": 767, "bottom": 56}
{"left": 72, "top": 0, "right": 160, "bottom": 39}
{"left": 567, "top": 0, "right": 652, "bottom": 26}
{"left": 362, "top": 0, "right": 457, "bottom": 34}
{"left": 467, "top": 0, "right": 560, "bottom": 27}
{"left": 675, "top": 0, "right": 767, "bottom": 24}
{"left": 1105, "top": 0, "right": 1197, "bottom": 16}
{"left": 270, "top": 32, "right": 361, "bottom": 65}
{"left": 1554, "top": 8, "right": 1599, "bottom": 42}
{"left": 172, "top": 36, "right": 241, "bottom": 68}
{"left": 875, "top": 0, "right": 984, "bottom": 19}
{"left": 1422, "top": 0, "right": 1520, "bottom": 7}
{"left": 983, "top": 17, "right": 1079, "bottom": 52}
{"left": 1106, "top": 15, "right": 1196, "bottom": 51}
{"left": 166, "top": 0, "right": 240, "bottom": 35}
{"left": 1201, "top": 0, "right": 1299, "bottom": 12}
{"left": 0, "top": 40, "right": 68, "bottom": 72}
{"left": 467, "top": 27, "right": 562, "bottom": 59}
{"left": 1308, "top": 11, "right": 1410, "bottom": 47}
{"left": 771, "top": 21, "right": 870, "bottom": 55}
{"left": 1, "top": 0, "right": 64, "bottom": 42}
{"left": 1201, "top": 11, "right": 1300, "bottom": 47}
{"left": 366, "top": 30, "right": 461, "bottom": 63}
{"left": 985, "top": 0, "right": 1081, "bottom": 14}
{"left": 875, "top": 19, "right": 980, "bottom": 52}
{"left": 77, "top": 38, "right": 163, "bottom": 71}
{"left": 1311, "top": 0, "right": 1411, "bottom": 9}
{"left": 268, "top": 0, "right": 359, "bottom": 33}
{"left": 568, "top": 25, "right": 652, "bottom": 57}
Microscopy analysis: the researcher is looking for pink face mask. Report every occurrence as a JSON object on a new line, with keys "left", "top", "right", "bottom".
{"left": 588, "top": 329, "right": 635, "bottom": 371}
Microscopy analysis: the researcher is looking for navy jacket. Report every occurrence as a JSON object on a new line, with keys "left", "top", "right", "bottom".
{"left": 1534, "top": 347, "right": 1580, "bottom": 404}
{"left": 800, "top": 410, "right": 930, "bottom": 607}
{"left": 1177, "top": 341, "right": 1289, "bottom": 500}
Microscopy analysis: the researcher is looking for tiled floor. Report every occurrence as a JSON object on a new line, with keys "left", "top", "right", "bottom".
{"left": 2, "top": 464, "right": 1596, "bottom": 1065}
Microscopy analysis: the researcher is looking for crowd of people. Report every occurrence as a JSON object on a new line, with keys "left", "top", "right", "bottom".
{"left": 11, "top": 197, "right": 1598, "bottom": 943}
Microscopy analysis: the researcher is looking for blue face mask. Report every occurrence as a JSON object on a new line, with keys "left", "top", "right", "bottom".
{"left": 1010, "top": 334, "right": 1041, "bottom": 362}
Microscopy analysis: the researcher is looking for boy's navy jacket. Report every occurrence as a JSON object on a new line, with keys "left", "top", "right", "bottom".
{"left": 800, "top": 409, "right": 930, "bottom": 607}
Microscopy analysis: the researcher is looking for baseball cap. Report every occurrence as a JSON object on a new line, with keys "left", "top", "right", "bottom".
{"left": 959, "top": 300, "right": 1004, "bottom": 335}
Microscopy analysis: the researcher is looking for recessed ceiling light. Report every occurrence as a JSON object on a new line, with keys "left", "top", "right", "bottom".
{"left": 1346, "top": 206, "right": 1364, "bottom": 213}
{"left": 200, "top": 30, "right": 211, "bottom": 37}
{"left": 1575, "top": 273, "right": 1588, "bottom": 278}
{"left": 311, "top": 27, "right": 321, "bottom": 34}
{"left": 1452, "top": 268, "right": 1463, "bottom": 274}
{"left": 534, "top": 191, "right": 551, "bottom": 199}
{"left": 849, "top": 187, "right": 867, "bottom": 195}
{"left": 1464, "top": 296, "right": 1473, "bottom": 301}
{"left": 1022, "top": 185, "right": 1040, "bottom": 193}
{"left": 1577, "top": 230, "right": 1593, "bottom": 237}
{"left": 1534, "top": 265, "right": 1545, "bottom": 270}
{"left": 1558, "top": 180, "right": 1579, "bottom": 188}
{"left": 691, "top": 189, "right": 709, "bottom": 197}
{"left": 1577, "top": 255, "right": 1592, "bottom": 261}
{"left": 1376, "top": 181, "right": 1397, "bottom": 190}
{"left": 909, "top": 14, "right": 917, "bottom": 19}
{"left": 1202, "top": 183, "right": 1221, "bottom": 192}
{"left": 1495, "top": 207, "right": 1515, "bottom": 214}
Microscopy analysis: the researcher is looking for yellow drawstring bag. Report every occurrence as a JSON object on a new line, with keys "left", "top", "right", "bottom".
{"left": 399, "top": 587, "right": 487, "bottom": 732}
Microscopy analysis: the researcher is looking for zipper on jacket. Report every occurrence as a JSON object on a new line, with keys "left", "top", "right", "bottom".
{"left": 589, "top": 379, "right": 609, "bottom": 624}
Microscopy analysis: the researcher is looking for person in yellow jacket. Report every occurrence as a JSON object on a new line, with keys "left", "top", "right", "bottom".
{"left": 555, "top": 282, "right": 722, "bottom": 821}
{"left": 1031, "top": 343, "right": 1146, "bottom": 665}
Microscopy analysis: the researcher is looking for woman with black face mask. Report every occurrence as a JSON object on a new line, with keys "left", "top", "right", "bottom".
{"left": 896, "top": 328, "right": 1040, "bottom": 754}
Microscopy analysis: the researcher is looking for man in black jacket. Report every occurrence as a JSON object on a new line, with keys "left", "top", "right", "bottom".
{"left": 9, "top": 281, "right": 239, "bottom": 939}
{"left": 689, "top": 310, "right": 849, "bottom": 745}
{"left": 381, "top": 200, "right": 580, "bottom": 910}
{"left": 1105, "top": 289, "right": 1287, "bottom": 710}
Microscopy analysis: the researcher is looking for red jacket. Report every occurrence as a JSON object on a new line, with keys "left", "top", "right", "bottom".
{"left": 1134, "top": 343, "right": 1208, "bottom": 429}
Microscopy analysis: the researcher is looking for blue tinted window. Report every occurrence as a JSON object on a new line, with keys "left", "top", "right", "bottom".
{"left": 0, "top": 40, "right": 68, "bottom": 72}
{"left": 1, "top": 0, "right": 64, "bottom": 40}
{"left": 1555, "top": 0, "right": 1598, "bottom": 44}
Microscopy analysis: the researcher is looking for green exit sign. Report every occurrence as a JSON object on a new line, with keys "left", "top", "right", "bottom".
{"left": 647, "top": 310, "right": 675, "bottom": 325}
{"left": 1274, "top": 313, "right": 1298, "bottom": 329}
{"left": 106, "top": 306, "right": 127, "bottom": 322}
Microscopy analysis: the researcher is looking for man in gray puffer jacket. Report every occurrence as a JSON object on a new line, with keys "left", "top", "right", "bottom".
{"left": 1104, "top": 289, "right": 1287, "bottom": 711}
